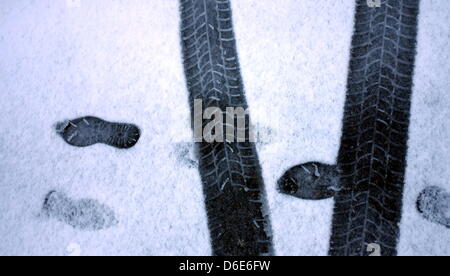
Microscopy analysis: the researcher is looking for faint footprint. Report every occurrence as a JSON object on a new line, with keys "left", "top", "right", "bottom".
{"left": 277, "top": 162, "right": 340, "bottom": 200}
{"left": 417, "top": 186, "right": 450, "bottom": 229}
{"left": 56, "top": 116, "right": 140, "bottom": 149}
{"left": 255, "top": 124, "right": 274, "bottom": 150}
{"left": 172, "top": 126, "right": 272, "bottom": 168}
{"left": 173, "top": 142, "right": 198, "bottom": 168}
{"left": 43, "top": 191, "right": 118, "bottom": 231}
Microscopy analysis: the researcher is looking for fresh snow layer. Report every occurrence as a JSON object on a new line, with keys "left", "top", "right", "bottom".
{"left": 231, "top": 0, "right": 354, "bottom": 256}
{"left": 0, "top": 0, "right": 449, "bottom": 256}
{"left": 398, "top": 0, "right": 450, "bottom": 256}
{"left": 0, "top": 0, "right": 210, "bottom": 256}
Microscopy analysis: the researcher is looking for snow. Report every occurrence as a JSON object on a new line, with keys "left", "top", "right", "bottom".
{"left": 232, "top": 0, "right": 354, "bottom": 256}
{"left": 398, "top": 0, "right": 450, "bottom": 256}
{"left": 0, "top": 0, "right": 449, "bottom": 256}
{"left": 0, "top": 0, "right": 209, "bottom": 256}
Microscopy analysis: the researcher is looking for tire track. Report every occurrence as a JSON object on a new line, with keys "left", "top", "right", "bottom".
{"left": 179, "top": 0, "right": 273, "bottom": 256}
{"left": 329, "top": 0, "right": 420, "bottom": 256}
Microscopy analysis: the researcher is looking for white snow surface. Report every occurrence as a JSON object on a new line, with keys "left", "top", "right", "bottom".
{"left": 0, "top": 0, "right": 448, "bottom": 256}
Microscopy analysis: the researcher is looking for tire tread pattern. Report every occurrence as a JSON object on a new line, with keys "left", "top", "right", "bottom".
{"left": 180, "top": 0, "right": 273, "bottom": 256}
{"left": 330, "top": 0, "right": 420, "bottom": 256}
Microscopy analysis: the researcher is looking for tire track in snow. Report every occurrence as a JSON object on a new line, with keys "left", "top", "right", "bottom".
{"left": 330, "top": 0, "right": 420, "bottom": 256}
{"left": 179, "top": 0, "right": 273, "bottom": 256}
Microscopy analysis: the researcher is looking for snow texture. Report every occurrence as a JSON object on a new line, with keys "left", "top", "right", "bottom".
{"left": 0, "top": 0, "right": 449, "bottom": 256}
{"left": 398, "top": 0, "right": 450, "bottom": 256}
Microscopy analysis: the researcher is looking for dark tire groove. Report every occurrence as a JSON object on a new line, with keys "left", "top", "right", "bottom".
{"left": 179, "top": 0, "right": 273, "bottom": 256}
{"left": 329, "top": 0, "right": 420, "bottom": 256}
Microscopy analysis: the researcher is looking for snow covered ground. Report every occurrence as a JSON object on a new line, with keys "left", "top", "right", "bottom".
{"left": 0, "top": 0, "right": 449, "bottom": 256}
